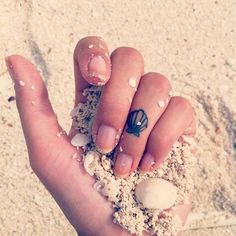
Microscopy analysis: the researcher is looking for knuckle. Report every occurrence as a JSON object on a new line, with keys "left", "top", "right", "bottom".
{"left": 148, "top": 133, "right": 172, "bottom": 158}
{"left": 111, "top": 47, "right": 144, "bottom": 64}
{"left": 155, "top": 134, "right": 172, "bottom": 149}
{"left": 171, "top": 96, "right": 193, "bottom": 112}
{"left": 140, "top": 72, "right": 172, "bottom": 92}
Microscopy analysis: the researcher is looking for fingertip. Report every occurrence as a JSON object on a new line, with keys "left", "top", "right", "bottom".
{"left": 74, "top": 36, "right": 111, "bottom": 86}
{"left": 114, "top": 153, "right": 133, "bottom": 177}
{"left": 5, "top": 55, "right": 40, "bottom": 82}
{"left": 5, "top": 55, "right": 23, "bottom": 80}
{"left": 139, "top": 153, "right": 156, "bottom": 172}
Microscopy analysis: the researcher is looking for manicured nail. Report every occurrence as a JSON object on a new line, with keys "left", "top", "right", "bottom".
{"left": 114, "top": 153, "right": 133, "bottom": 177}
{"left": 140, "top": 153, "right": 156, "bottom": 171}
{"left": 95, "top": 124, "right": 117, "bottom": 153}
{"left": 88, "top": 55, "right": 108, "bottom": 84}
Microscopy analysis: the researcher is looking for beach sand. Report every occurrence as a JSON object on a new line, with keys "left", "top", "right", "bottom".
{"left": 0, "top": 0, "right": 235, "bottom": 235}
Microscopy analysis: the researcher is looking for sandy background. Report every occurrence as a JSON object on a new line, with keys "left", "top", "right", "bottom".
{"left": 0, "top": 0, "right": 236, "bottom": 235}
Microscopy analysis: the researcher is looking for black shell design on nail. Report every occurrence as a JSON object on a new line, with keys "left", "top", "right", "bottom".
{"left": 126, "top": 109, "right": 148, "bottom": 137}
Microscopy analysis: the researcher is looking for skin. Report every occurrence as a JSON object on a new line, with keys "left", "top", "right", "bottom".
{"left": 5, "top": 36, "right": 196, "bottom": 236}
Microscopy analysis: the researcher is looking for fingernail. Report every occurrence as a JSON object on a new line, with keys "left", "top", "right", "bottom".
{"left": 114, "top": 153, "right": 133, "bottom": 177}
{"left": 88, "top": 55, "right": 108, "bottom": 83}
{"left": 140, "top": 153, "right": 156, "bottom": 171}
{"left": 95, "top": 124, "right": 117, "bottom": 153}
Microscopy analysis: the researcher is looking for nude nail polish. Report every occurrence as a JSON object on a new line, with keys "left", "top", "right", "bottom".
{"left": 88, "top": 56, "right": 107, "bottom": 83}
{"left": 141, "top": 153, "right": 156, "bottom": 171}
{"left": 114, "top": 153, "right": 133, "bottom": 177}
{"left": 95, "top": 124, "right": 117, "bottom": 153}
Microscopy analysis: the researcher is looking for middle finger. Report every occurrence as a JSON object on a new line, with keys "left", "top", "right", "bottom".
{"left": 92, "top": 47, "right": 144, "bottom": 153}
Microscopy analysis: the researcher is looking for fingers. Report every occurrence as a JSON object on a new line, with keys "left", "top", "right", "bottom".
{"left": 92, "top": 47, "right": 144, "bottom": 153}
{"left": 73, "top": 36, "right": 111, "bottom": 105}
{"left": 114, "top": 73, "right": 172, "bottom": 177}
{"left": 140, "top": 96, "right": 195, "bottom": 171}
{"left": 5, "top": 55, "right": 71, "bottom": 167}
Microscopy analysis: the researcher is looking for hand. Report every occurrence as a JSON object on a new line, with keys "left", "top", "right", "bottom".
{"left": 6, "top": 36, "right": 196, "bottom": 236}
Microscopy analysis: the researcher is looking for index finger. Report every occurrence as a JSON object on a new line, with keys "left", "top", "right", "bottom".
{"left": 73, "top": 36, "right": 111, "bottom": 105}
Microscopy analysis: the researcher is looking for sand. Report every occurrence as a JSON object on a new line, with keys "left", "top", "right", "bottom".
{"left": 0, "top": 0, "right": 235, "bottom": 235}
{"left": 71, "top": 86, "right": 195, "bottom": 235}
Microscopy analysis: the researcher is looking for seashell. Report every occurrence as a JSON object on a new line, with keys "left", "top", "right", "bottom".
{"left": 135, "top": 178, "right": 177, "bottom": 209}
{"left": 83, "top": 151, "right": 98, "bottom": 176}
{"left": 126, "top": 109, "right": 148, "bottom": 137}
{"left": 128, "top": 78, "right": 137, "bottom": 88}
{"left": 71, "top": 133, "right": 91, "bottom": 147}
{"left": 180, "top": 135, "right": 196, "bottom": 147}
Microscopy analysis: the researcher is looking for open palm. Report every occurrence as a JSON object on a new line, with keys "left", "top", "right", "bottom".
{"left": 6, "top": 37, "right": 194, "bottom": 236}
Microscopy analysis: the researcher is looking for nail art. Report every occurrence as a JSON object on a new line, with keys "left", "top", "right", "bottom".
{"left": 126, "top": 109, "right": 148, "bottom": 137}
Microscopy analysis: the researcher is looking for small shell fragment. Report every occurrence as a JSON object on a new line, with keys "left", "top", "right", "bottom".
{"left": 88, "top": 44, "right": 94, "bottom": 49}
{"left": 83, "top": 151, "right": 98, "bottom": 176}
{"left": 135, "top": 178, "right": 177, "bottom": 209}
{"left": 71, "top": 133, "right": 91, "bottom": 147}
{"left": 72, "top": 152, "right": 78, "bottom": 159}
{"left": 129, "top": 78, "right": 137, "bottom": 88}
{"left": 99, "top": 44, "right": 106, "bottom": 49}
{"left": 181, "top": 135, "right": 196, "bottom": 146}
{"left": 94, "top": 181, "right": 104, "bottom": 191}
{"left": 185, "top": 127, "right": 192, "bottom": 132}
{"left": 19, "top": 80, "right": 25, "bottom": 86}
{"left": 158, "top": 100, "right": 165, "bottom": 108}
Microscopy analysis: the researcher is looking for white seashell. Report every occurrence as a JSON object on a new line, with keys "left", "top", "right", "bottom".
{"left": 158, "top": 100, "right": 165, "bottom": 108}
{"left": 93, "top": 181, "right": 104, "bottom": 191}
{"left": 19, "top": 80, "right": 25, "bottom": 86}
{"left": 135, "top": 178, "right": 177, "bottom": 209}
{"left": 71, "top": 133, "right": 91, "bottom": 147}
{"left": 83, "top": 151, "right": 98, "bottom": 176}
{"left": 128, "top": 78, "right": 137, "bottom": 88}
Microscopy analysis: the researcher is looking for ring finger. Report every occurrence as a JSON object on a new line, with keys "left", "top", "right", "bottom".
{"left": 140, "top": 96, "right": 196, "bottom": 171}
{"left": 114, "top": 72, "right": 172, "bottom": 177}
